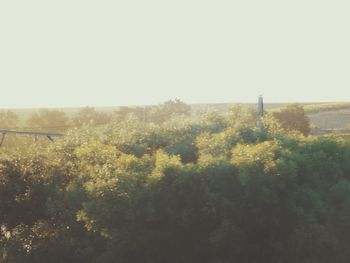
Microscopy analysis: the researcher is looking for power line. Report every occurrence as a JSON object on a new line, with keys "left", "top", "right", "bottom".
{"left": 0, "top": 130, "right": 64, "bottom": 147}
{"left": 0, "top": 121, "right": 111, "bottom": 131}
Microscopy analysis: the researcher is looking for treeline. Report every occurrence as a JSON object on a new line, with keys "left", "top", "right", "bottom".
{"left": 0, "top": 99, "right": 191, "bottom": 133}
{"left": 3, "top": 103, "right": 350, "bottom": 262}
{"left": 0, "top": 100, "right": 192, "bottom": 148}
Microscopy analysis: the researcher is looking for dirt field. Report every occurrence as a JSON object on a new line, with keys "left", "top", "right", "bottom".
{"left": 308, "top": 108, "right": 350, "bottom": 130}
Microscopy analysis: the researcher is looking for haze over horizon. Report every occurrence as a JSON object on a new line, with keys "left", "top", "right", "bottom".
{"left": 1, "top": 1, "right": 350, "bottom": 108}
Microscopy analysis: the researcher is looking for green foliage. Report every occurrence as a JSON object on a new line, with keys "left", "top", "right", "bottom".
{"left": 113, "top": 106, "right": 146, "bottom": 122}
{"left": 3, "top": 102, "right": 350, "bottom": 262}
{"left": 196, "top": 129, "right": 239, "bottom": 158}
{"left": 113, "top": 99, "right": 191, "bottom": 125}
{"left": 26, "top": 109, "right": 70, "bottom": 133}
{"left": 72, "top": 107, "right": 111, "bottom": 127}
{"left": 272, "top": 104, "right": 311, "bottom": 136}
{"left": 148, "top": 99, "right": 191, "bottom": 124}
{"left": 0, "top": 111, "right": 19, "bottom": 129}
{"left": 232, "top": 141, "right": 281, "bottom": 175}
{"left": 228, "top": 105, "right": 256, "bottom": 128}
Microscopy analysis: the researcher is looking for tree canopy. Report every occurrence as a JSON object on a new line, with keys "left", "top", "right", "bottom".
{"left": 1, "top": 103, "right": 350, "bottom": 263}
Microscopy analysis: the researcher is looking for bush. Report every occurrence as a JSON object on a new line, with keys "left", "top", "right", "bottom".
{"left": 272, "top": 104, "right": 311, "bottom": 136}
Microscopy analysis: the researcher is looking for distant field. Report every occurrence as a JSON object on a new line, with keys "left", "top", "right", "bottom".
{"left": 303, "top": 102, "right": 350, "bottom": 113}
{"left": 309, "top": 108, "right": 350, "bottom": 130}
{"left": 192, "top": 102, "right": 350, "bottom": 115}
{"left": 263, "top": 102, "right": 350, "bottom": 131}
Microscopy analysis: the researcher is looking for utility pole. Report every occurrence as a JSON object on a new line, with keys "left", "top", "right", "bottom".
{"left": 0, "top": 133, "right": 6, "bottom": 147}
{"left": 257, "top": 95, "right": 264, "bottom": 127}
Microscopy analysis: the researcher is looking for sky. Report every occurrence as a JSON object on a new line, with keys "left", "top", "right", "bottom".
{"left": 0, "top": 0, "right": 350, "bottom": 108}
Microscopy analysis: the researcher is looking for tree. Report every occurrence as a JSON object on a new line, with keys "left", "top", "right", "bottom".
{"left": 0, "top": 110, "right": 19, "bottom": 129}
{"left": 26, "top": 109, "right": 70, "bottom": 132}
{"left": 148, "top": 99, "right": 191, "bottom": 124}
{"left": 272, "top": 104, "right": 310, "bottom": 136}
{"left": 228, "top": 105, "right": 256, "bottom": 128}
{"left": 113, "top": 106, "right": 147, "bottom": 122}
{"left": 72, "top": 107, "right": 111, "bottom": 127}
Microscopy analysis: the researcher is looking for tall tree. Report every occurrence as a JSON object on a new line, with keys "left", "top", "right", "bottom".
{"left": 272, "top": 104, "right": 310, "bottom": 136}
{"left": 149, "top": 99, "right": 191, "bottom": 124}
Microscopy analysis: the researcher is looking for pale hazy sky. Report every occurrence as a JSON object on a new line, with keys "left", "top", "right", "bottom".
{"left": 0, "top": 0, "right": 349, "bottom": 108}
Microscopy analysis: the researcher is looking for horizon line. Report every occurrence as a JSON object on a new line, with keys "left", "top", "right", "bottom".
{"left": 1, "top": 100, "right": 350, "bottom": 110}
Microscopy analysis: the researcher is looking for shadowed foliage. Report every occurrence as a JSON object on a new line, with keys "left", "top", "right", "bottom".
{"left": 2, "top": 103, "right": 350, "bottom": 263}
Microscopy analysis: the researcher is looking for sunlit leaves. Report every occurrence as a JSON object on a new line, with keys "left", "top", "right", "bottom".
{"left": 3, "top": 102, "right": 350, "bottom": 262}
{"left": 232, "top": 141, "right": 281, "bottom": 175}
